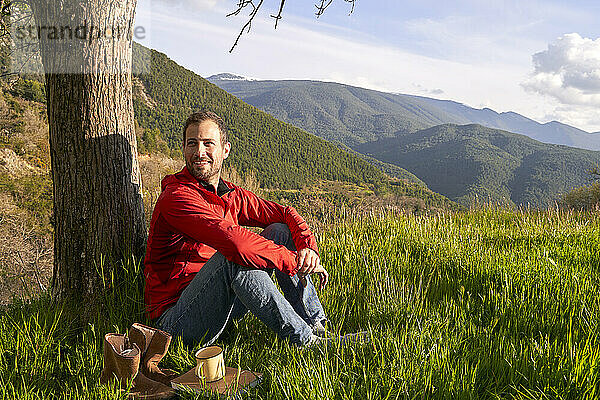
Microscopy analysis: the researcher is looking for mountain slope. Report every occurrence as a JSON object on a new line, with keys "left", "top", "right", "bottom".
{"left": 356, "top": 124, "right": 600, "bottom": 207}
{"left": 133, "top": 49, "right": 388, "bottom": 190}
{"left": 208, "top": 74, "right": 600, "bottom": 151}
{"left": 130, "top": 45, "right": 453, "bottom": 211}
{"left": 208, "top": 76, "right": 441, "bottom": 146}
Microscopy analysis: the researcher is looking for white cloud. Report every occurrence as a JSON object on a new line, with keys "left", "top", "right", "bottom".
{"left": 523, "top": 33, "right": 600, "bottom": 105}
{"left": 402, "top": 12, "right": 544, "bottom": 66}
{"left": 543, "top": 105, "right": 600, "bottom": 133}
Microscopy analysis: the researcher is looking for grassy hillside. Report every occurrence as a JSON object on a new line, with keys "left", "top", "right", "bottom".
{"left": 2, "top": 74, "right": 598, "bottom": 398}
{"left": 1, "top": 208, "right": 599, "bottom": 398}
{"left": 357, "top": 124, "right": 600, "bottom": 207}
{"left": 131, "top": 44, "right": 426, "bottom": 191}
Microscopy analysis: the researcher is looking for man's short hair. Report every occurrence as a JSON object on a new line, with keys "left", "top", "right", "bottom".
{"left": 183, "top": 111, "right": 228, "bottom": 145}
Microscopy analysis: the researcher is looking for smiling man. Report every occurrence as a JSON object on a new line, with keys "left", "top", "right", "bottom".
{"left": 143, "top": 110, "right": 330, "bottom": 347}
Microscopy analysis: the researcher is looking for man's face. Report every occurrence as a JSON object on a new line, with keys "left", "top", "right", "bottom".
{"left": 183, "top": 120, "right": 231, "bottom": 185}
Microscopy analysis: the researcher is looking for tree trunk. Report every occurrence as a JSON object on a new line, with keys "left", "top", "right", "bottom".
{"left": 27, "top": 0, "right": 145, "bottom": 302}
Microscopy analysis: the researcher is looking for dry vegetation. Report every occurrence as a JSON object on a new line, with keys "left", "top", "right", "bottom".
{"left": 263, "top": 180, "right": 449, "bottom": 235}
{"left": 0, "top": 208, "right": 52, "bottom": 304}
{"left": 138, "top": 153, "right": 184, "bottom": 227}
{"left": 0, "top": 86, "right": 52, "bottom": 304}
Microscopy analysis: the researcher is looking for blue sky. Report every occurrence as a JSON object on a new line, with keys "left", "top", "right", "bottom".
{"left": 135, "top": 0, "right": 600, "bottom": 132}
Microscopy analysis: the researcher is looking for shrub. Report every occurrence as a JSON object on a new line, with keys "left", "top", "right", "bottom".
{"left": 10, "top": 79, "right": 46, "bottom": 104}
{"left": 561, "top": 182, "right": 600, "bottom": 210}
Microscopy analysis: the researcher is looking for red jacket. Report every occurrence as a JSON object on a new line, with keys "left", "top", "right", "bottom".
{"left": 144, "top": 167, "right": 318, "bottom": 319}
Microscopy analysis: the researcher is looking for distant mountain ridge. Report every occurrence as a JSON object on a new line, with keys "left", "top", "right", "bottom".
{"left": 208, "top": 74, "right": 600, "bottom": 151}
{"left": 210, "top": 73, "right": 256, "bottom": 82}
{"left": 356, "top": 124, "right": 600, "bottom": 207}
{"left": 132, "top": 56, "right": 387, "bottom": 190}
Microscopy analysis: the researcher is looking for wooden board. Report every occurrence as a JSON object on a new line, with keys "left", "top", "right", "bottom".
{"left": 170, "top": 366, "right": 262, "bottom": 398}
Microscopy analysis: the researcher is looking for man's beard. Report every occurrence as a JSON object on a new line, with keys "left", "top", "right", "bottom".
{"left": 186, "top": 157, "right": 221, "bottom": 183}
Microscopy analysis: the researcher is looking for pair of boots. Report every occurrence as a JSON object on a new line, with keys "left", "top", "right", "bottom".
{"left": 100, "top": 323, "right": 178, "bottom": 399}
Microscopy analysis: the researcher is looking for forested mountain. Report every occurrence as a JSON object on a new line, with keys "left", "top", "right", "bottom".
{"left": 208, "top": 74, "right": 600, "bottom": 151}
{"left": 130, "top": 44, "right": 440, "bottom": 199}
{"left": 132, "top": 48, "right": 383, "bottom": 190}
{"left": 356, "top": 124, "right": 600, "bottom": 207}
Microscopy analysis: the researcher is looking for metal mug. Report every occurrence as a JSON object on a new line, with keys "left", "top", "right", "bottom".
{"left": 195, "top": 345, "right": 225, "bottom": 382}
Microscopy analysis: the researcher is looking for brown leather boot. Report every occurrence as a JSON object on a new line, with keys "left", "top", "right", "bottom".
{"left": 100, "top": 333, "right": 175, "bottom": 399}
{"left": 128, "top": 323, "right": 178, "bottom": 386}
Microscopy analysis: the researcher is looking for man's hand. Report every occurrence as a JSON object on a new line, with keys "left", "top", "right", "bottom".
{"left": 296, "top": 248, "right": 329, "bottom": 289}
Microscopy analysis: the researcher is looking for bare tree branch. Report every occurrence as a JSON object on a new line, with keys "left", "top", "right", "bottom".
{"left": 228, "top": 0, "right": 265, "bottom": 53}
{"left": 226, "top": 0, "right": 256, "bottom": 17}
{"left": 228, "top": 0, "right": 356, "bottom": 52}
{"left": 314, "top": 0, "right": 333, "bottom": 17}
{"left": 315, "top": 0, "right": 355, "bottom": 17}
{"left": 270, "top": 0, "right": 285, "bottom": 29}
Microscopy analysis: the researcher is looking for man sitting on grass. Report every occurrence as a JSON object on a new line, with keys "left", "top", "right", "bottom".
{"left": 144, "top": 110, "right": 331, "bottom": 347}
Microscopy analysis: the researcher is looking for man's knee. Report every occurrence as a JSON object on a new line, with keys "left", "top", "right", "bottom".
{"left": 261, "top": 223, "right": 293, "bottom": 248}
{"left": 262, "top": 223, "right": 290, "bottom": 235}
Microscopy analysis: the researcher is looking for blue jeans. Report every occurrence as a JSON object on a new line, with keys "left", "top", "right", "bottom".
{"left": 156, "top": 223, "right": 327, "bottom": 347}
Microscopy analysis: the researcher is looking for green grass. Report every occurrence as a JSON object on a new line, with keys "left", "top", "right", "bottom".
{"left": 1, "top": 207, "right": 599, "bottom": 399}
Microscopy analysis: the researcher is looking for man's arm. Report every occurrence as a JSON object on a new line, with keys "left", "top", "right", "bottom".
{"left": 161, "top": 187, "right": 300, "bottom": 275}
{"left": 236, "top": 186, "right": 328, "bottom": 287}
{"left": 235, "top": 186, "right": 319, "bottom": 255}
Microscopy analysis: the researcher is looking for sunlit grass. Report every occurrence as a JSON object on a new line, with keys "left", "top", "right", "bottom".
{"left": 0, "top": 207, "right": 599, "bottom": 399}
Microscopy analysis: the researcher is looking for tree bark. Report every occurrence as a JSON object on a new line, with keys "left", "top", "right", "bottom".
{"left": 27, "top": 0, "right": 145, "bottom": 302}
